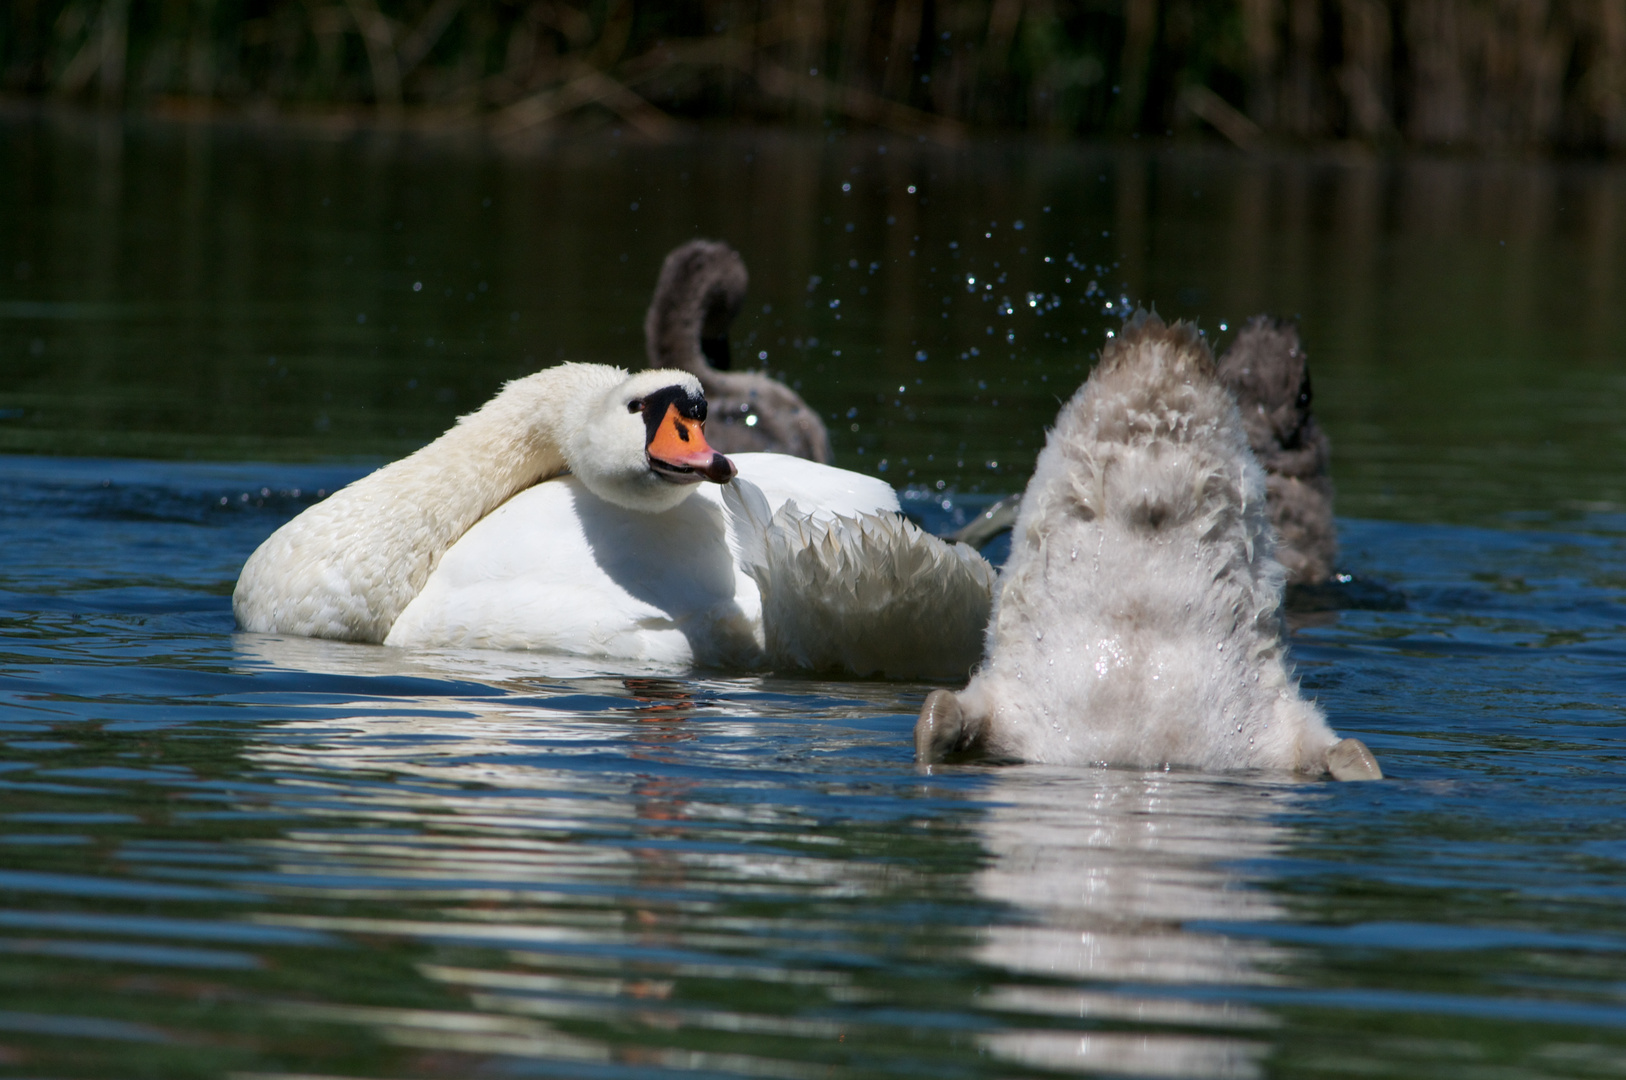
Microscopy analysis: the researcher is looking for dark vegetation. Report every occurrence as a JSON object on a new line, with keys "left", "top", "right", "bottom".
{"left": 3, "top": 0, "right": 1623, "bottom": 152}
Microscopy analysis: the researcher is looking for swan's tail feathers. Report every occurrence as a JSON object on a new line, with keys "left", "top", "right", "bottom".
{"left": 724, "top": 488, "right": 996, "bottom": 679}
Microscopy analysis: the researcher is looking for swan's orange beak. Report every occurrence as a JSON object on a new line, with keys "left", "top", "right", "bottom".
{"left": 647, "top": 403, "right": 735, "bottom": 484}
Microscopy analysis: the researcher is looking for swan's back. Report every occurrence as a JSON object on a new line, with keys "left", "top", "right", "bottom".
{"left": 385, "top": 453, "right": 991, "bottom": 679}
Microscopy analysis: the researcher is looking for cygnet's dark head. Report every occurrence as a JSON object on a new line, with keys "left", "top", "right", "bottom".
{"left": 1216, "top": 315, "right": 1318, "bottom": 459}
{"left": 645, "top": 239, "right": 748, "bottom": 374}
{"left": 1216, "top": 314, "right": 1337, "bottom": 584}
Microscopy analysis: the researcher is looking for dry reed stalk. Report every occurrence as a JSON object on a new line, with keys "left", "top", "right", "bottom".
{"left": 838, "top": 0, "right": 878, "bottom": 88}
{"left": 496, "top": 59, "right": 675, "bottom": 136}
{"left": 1182, "top": 83, "right": 1263, "bottom": 147}
{"left": 1584, "top": 0, "right": 1626, "bottom": 144}
{"left": 1116, "top": 0, "right": 1157, "bottom": 131}
{"left": 1281, "top": 0, "right": 1322, "bottom": 135}
{"left": 881, "top": 0, "right": 923, "bottom": 101}
{"left": 1337, "top": 0, "right": 1393, "bottom": 139}
{"left": 1406, "top": 0, "right": 1470, "bottom": 143}
{"left": 397, "top": 0, "right": 466, "bottom": 77}
{"left": 345, "top": 0, "right": 403, "bottom": 112}
{"left": 1240, "top": 0, "right": 1280, "bottom": 127}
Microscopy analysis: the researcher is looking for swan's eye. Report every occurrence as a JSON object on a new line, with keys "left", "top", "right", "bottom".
{"left": 627, "top": 399, "right": 644, "bottom": 414}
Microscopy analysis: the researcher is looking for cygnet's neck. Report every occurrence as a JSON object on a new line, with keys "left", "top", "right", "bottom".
{"left": 645, "top": 240, "right": 747, "bottom": 376}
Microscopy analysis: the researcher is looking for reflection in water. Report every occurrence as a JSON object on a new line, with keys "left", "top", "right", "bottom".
{"left": 970, "top": 769, "right": 1297, "bottom": 1078}
{"left": 235, "top": 628, "right": 699, "bottom": 682}
{"left": 226, "top": 699, "right": 914, "bottom": 1077}
{"left": 222, "top": 668, "right": 1309, "bottom": 1079}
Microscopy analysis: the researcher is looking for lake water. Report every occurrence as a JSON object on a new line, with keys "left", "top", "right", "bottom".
{"left": 3, "top": 109, "right": 1626, "bottom": 1079}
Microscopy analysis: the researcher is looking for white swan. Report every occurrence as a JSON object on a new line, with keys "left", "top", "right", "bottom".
{"left": 387, "top": 453, "right": 993, "bottom": 678}
{"left": 234, "top": 363, "right": 735, "bottom": 643}
{"left": 234, "top": 361, "right": 993, "bottom": 680}
{"left": 914, "top": 314, "right": 1381, "bottom": 780}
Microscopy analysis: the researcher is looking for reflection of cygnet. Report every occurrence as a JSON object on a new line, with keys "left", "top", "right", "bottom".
{"left": 1217, "top": 316, "right": 1335, "bottom": 585}
{"left": 916, "top": 313, "right": 1380, "bottom": 779}
{"left": 971, "top": 770, "right": 1290, "bottom": 1078}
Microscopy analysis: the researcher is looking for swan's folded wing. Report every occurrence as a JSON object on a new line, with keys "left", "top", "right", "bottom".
{"left": 720, "top": 475, "right": 774, "bottom": 576}
{"left": 723, "top": 489, "right": 996, "bottom": 680}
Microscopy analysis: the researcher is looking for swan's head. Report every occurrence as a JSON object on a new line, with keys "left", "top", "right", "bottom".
{"left": 568, "top": 369, "right": 736, "bottom": 513}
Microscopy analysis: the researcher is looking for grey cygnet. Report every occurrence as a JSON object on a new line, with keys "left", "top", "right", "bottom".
{"left": 645, "top": 239, "right": 833, "bottom": 463}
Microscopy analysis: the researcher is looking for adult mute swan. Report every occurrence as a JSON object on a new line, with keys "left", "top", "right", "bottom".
{"left": 645, "top": 239, "right": 834, "bottom": 463}
{"left": 914, "top": 314, "right": 1381, "bottom": 780}
{"left": 235, "top": 362, "right": 993, "bottom": 679}
{"left": 234, "top": 364, "right": 734, "bottom": 643}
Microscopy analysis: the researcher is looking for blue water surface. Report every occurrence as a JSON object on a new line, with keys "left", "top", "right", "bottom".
{"left": 3, "top": 453, "right": 1626, "bottom": 1079}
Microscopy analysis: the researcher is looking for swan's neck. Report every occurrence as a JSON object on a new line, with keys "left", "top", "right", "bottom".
{"left": 395, "top": 363, "right": 624, "bottom": 533}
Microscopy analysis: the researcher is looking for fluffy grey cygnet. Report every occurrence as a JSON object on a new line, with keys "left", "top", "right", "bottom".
{"left": 952, "top": 316, "right": 1338, "bottom": 586}
{"left": 645, "top": 239, "right": 834, "bottom": 463}
{"left": 1217, "top": 316, "right": 1335, "bottom": 585}
{"left": 915, "top": 314, "right": 1380, "bottom": 780}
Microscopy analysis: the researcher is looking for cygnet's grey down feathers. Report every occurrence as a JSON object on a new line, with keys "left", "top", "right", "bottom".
{"left": 1216, "top": 316, "right": 1336, "bottom": 585}
{"left": 724, "top": 479, "right": 994, "bottom": 679}
{"left": 950, "top": 315, "right": 1338, "bottom": 586}
{"left": 645, "top": 239, "right": 834, "bottom": 463}
{"left": 915, "top": 314, "right": 1379, "bottom": 779}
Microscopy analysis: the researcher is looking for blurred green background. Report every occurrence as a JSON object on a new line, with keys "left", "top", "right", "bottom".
{"left": 4, "top": 112, "right": 1626, "bottom": 525}
{"left": 5, "top": 0, "right": 1626, "bottom": 153}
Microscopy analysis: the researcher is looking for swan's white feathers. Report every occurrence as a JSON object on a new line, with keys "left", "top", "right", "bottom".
{"left": 723, "top": 479, "right": 995, "bottom": 680}
{"left": 384, "top": 474, "right": 764, "bottom": 666}
{"left": 946, "top": 316, "right": 1340, "bottom": 773}
{"left": 384, "top": 453, "right": 991, "bottom": 679}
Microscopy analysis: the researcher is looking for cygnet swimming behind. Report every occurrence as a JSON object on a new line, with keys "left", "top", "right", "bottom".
{"left": 1217, "top": 315, "right": 1335, "bottom": 585}
{"left": 915, "top": 313, "right": 1380, "bottom": 780}
{"left": 645, "top": 239, "right": 834, "bottom": 463}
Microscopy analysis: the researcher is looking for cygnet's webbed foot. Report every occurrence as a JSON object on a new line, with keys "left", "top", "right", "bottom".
{"left": 914, "top": 690, "right": 989, "bottom": 764}
{"left": 1326, "top": 737, "right": 1383, "bottom": 781}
